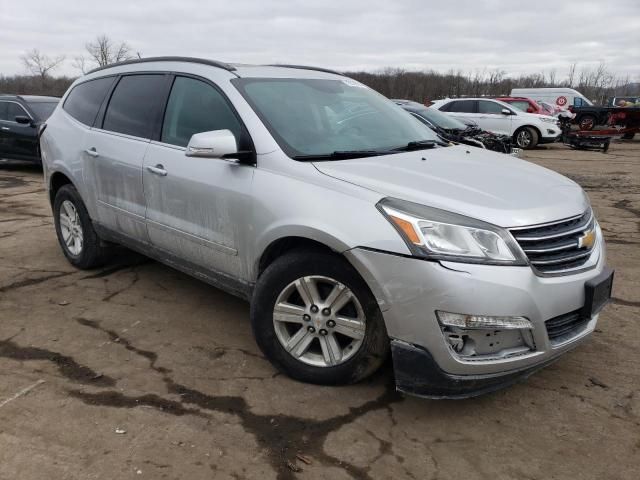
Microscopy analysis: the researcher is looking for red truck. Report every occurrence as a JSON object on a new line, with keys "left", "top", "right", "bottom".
{"left": 495, "top": 97, "right": 555, "bottom": 116}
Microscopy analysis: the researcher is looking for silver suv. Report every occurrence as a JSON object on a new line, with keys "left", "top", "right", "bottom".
{"left": 40, "top": 57, "right": 613, "bottom": 398}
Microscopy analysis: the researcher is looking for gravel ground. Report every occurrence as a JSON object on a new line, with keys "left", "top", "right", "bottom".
{"left": 0, "top": 139, "right": 638, "bottom": 480}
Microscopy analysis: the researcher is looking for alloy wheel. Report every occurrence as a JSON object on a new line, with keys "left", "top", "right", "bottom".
{"left": 516, "top": 130, "right": 532, "bottom": 148}
{"left": 272, "top": 275, "right": 366, "bottom": 367}
{"left": 59, "top": 200, "right": 84, "bottom": 256}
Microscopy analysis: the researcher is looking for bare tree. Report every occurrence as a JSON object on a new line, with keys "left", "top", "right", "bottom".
{"left": 20, "top": 49, "right": 65, "bottom": 81}
{"left": 73, "top": 34, "right": 135, "bottom": 72}
{"left": 567, "top": 63, "right": 577, "bottom": 88}
{"left": 72, "top": 56, "right": 88, "bottom": 74}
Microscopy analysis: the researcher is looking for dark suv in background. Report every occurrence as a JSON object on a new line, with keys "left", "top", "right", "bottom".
{"left": 0, "top": 94, "right": 59, "bottom": 164}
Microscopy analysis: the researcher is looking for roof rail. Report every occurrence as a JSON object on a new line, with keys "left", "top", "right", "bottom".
{"left": 0, "top": 93, "right": 23, "bottom": 100}
{"left": 267, "top": 64, "right": 344, "bottom": 76}
{"left": 87, "top": 56, "right": 237, "bottom": 75}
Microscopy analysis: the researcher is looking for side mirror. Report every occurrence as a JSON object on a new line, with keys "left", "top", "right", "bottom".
{"left": 501, "top": 108, "right": 512, "bottom": 116}
{"left": 526, "top": 107, "right": 534, "bottom": 113}
{"left": 185, "top": 129, "right": 238, "bottom": 160}
{"left": 15, "top": 115, "right": 33, "bottom": 126}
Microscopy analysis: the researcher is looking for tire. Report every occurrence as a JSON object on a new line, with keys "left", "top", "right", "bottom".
{"left": 578, "top": 115, "right": 596, "bottom": 131}
{"left": 622, "top": 133, "right": 635, "bottom": 140}
{"left": 251, "top": 249, "right": 389, "bottom": 385}
{"left": 53, "top": 184, "right": 107, "bottom": 269}
{"left": 514, "top": 127, "right": 539, "bottom": 149}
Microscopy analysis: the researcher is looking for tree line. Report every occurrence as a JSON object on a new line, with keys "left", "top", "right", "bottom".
{"left": 345, "top": 64, "right": 639, "bottom": 105}
{"left": 1, "top": 34, "right": 638, "bottom": 104}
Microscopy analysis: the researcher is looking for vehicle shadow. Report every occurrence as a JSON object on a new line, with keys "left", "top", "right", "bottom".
{"left": 0, "top": 159, "right": 43, "bottom": 173}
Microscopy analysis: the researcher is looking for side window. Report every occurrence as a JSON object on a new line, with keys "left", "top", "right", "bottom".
{"left": 447, "top": 100, "right": 476, "bottom": 113}
{"left": 161, "top": 76, "right": 244, "bottom": 148}
{"left": 103, "top": 75, "right": 166, "bottom": 139}
{"left": 0, "top": 102, "right": 29, "bottom": 122}
{"left": 478, "top": 100, "right": 505, "bottom": 114}
{"left": 9, "top": 103, "right": 29, "bottom": 121}
{"left": 574, "top": 97, "right": 584, "bottom": 107}
{"left": 63, "top": 77, "right": 114, "bottom": 126}
{"left": 0, "top": 102, "right": 10, "bottom": 121}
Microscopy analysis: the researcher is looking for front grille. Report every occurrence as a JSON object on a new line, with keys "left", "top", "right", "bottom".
{"left": 545, "top": 310, "right": 589, "bottom": 343}
{"left": 510, "top": 210, "right": 595, "bottom": 274}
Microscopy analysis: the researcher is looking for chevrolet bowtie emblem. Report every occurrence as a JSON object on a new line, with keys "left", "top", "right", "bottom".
{"left": 578, "top": 229, "right": 596, "bottom": 249}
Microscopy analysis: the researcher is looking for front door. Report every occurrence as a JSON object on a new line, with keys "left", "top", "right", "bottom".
{"left": 143, "top": 75, "right": 254, "bottom": 280}
{"left": 0, "top": 101, "right": 38, "bottom": 161}
{"left": 84, "top": 74, "right": 169, "bottom": 242}
{"left": 476, "top": 100, "right": 513, "bottom": 135}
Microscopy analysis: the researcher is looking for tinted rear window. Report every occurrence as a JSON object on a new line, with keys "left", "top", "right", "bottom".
{"left": 445, "top": 100, "right": 476, "bottom": 113}
{"left": 28, "top": 101, "right": 59, "bottom": 120}
{"left": 103, "top": 75, "right": 166, "bottom": 138}
{"left": 63, "top": 77, "right": 114, "bottom": 126}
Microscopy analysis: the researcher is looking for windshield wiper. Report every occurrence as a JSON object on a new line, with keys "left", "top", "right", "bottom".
{"left": 292, "top": 150, "right": 383, "bottom": 161}
{"left": 391, "top": 140, "right": 443, "bottom": 152}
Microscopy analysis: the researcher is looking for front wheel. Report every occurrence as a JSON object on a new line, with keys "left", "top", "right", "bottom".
{"left": 514, "top": 127, "right": 539, "bottom": 149}
{"left": 251, "top": 249, "right": 389, "bottom": 385}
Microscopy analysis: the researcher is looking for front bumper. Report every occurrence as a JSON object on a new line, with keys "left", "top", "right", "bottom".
{"left": 390, "top": 339, "right": 574, "bottom": 398}
{"left": 345, "top": 234, "right": 608, "bottom": 397}
{"left": 539, "top": 130, "right": 562, "bottom": 144}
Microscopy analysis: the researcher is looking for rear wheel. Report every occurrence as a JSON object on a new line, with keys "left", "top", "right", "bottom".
{"left": 251, "top": 249, "right": 389, "bottom": 385}
{"left": 578, "top": 115, "right": 596, "bottom": 131}
{"left": 53, "top": 184, "right": 107, "bottom": 269}
{"left": 514, "top": 127, "right": 539, "bottom": 149}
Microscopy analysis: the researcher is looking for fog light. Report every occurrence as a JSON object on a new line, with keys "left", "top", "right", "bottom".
{"left": 436, "top": 311, "right": 532, "bottom": 330}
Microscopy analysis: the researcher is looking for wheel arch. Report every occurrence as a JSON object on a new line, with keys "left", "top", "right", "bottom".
{"left": 49, "top": 171, "right": 75, "bottom": 207}
{"left": 513, "top": 125, "right": 541, "bottom": 148}
{"left": 515, "top": 124, "right": 541, "bottom": 139}
{"left": 256, "top": 235, "right": 343, "bottom": 279}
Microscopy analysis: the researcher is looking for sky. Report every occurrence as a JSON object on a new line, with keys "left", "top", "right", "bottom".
{"left": 1, "top": 0, "right": 639, "bottom": 80}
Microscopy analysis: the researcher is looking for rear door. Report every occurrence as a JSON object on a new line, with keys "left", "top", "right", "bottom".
{"left": 477, "top": 100, "right": 513, "bottom": 135}
{"left": 440, "top": 100, "right": 479, "bottom": 126}
{"left": 143, "top": 75, "right": 255, "bottom": 282}
{"left": 84, "top": 74, "right": 170, "bottom": 242}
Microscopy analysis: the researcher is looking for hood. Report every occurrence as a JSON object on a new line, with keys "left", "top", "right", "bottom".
{"left": 521, "top": 112, "right": 558, "bottom": 122}
{"left": 313, "top": 145, "right": 588, "bottom": 228}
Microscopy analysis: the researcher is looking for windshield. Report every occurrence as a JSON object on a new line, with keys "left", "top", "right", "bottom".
{"left": 411, "top": 107, "right": 468, "bottom": 130}
{"left": 27, "top": 101, "right": 58, "bottom": 120}
{"left": 233, "top": 78, "right": 440, "bottom": 159}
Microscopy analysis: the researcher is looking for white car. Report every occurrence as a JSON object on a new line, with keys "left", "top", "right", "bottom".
{"left": 431, "top": 98, "right": 561, "bottom": 149}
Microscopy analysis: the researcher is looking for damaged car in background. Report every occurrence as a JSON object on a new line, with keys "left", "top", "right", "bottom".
{"left": 394, "top": 99, "right": 519, "bottom": 156}
{"left": 40, "top": 57, "right": 613, "bottom": 398}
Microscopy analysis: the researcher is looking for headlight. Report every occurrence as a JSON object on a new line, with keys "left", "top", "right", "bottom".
{"left": 541, "top": 117, "right": 558, "bottom": 124}
{"left": 378, "top": 198, "right": 526, "bottom": 265}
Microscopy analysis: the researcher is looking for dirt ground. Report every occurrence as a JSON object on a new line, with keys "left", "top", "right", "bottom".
{"left": 0, "top": 140, "right": 638, "bottom": 480}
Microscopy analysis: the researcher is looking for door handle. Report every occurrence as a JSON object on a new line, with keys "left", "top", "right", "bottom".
{"left": 1, "top": 127, "right": 9, "bottom": 131}
{"left": 147, "top": 164, "right": 168, "bottom": 176}
{"left": 84, "top": 148, "right": 99, "bottom": 157}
